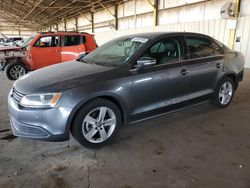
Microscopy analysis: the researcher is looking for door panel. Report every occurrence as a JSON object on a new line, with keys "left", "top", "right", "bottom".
{"left": 129, "top": 37, "right": 191, "bottom": 120}
{"left": 129, "top": 65, "right": 190, "bottom": 120}
{"left": 184, "top": 36, "right": 224, "bottom": 97}
{"left": 61, "top": 35, "right": 85, "bottom": 62}
{"left": 31, "top": 36, "right": 61, "bottom": 69}
{"left": 186, "top": 56, "right": 223, "bottom": 96}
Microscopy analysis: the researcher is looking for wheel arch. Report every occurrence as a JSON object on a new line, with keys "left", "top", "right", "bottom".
{"left": 2, "top": 57, "right": 21, "bottom": 70}
{"left": 4, "top": 60, "right": 28, "bottom": 80}
{"left": 7, "top": 57, "right": 28, "bottom": 69}
{"left": 220, "top": 72, "right": 238, "bottom": 90}
{"left": 66, "top": 94, "right": 129, "bottom": 135}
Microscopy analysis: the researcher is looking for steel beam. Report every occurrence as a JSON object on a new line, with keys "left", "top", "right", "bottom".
{"left": 98, "top": 0, "right": 115, "bottom": 17}
{"left": 18, "top": 0, "right": 44, "bottom": 24}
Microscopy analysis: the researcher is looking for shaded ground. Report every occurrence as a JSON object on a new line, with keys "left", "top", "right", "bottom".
{"left": 0, "top": 70, "right": 250, "bottom": 188}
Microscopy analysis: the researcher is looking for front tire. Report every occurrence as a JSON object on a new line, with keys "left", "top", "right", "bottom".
{"left": 5, "top": 62, "right": 27, "bottom": 80}
{"left": 71, "top": 98, "right": 121, "bottom": 149}
{"left": 211, "top": 77, "right": 235, "bottom": 108}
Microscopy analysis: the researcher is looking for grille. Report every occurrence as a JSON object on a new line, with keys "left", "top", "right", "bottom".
{"left": 12, "top": 87, "right": 25, "bottom": 103}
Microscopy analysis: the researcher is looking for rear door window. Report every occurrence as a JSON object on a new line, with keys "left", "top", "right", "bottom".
{"left": 35, "top": 36, "right": 60, "bottom": 47}
{"left": 211, "top": 41, "right": 224, "bottom": 55}
{"left": 64, "top": 35, "right": 81, "bottom": 46}
{"left": 185, "top": 36, "right": 214, "bottom": 59}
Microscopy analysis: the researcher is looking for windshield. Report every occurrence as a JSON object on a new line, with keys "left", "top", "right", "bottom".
{"left": 82, "top": 37, "right": 150, "bottom": 66}
{"left": 21, "top": 36, "right": 35, "bottom": 47}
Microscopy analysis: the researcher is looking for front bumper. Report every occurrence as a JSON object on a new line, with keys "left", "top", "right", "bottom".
{"left": 8, "top": 92, "right": 73, "bottom": 141}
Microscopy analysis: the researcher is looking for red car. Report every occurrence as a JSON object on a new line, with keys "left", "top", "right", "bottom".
{"left": 0, "top": 32, "right": 97, "bottom": 80}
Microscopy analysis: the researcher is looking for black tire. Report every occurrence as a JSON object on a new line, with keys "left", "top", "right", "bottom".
{"left": 211, "top": 77, "right": 235, "bottom": 108}
{"left": 71, "top": 98, "right": 121, "bottom": 149}
{"left": 5, "top": 62, "right": 28, "bottom": 80}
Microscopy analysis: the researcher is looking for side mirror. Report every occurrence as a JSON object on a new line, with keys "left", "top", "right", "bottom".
{"left": 136, "top": 57, "right": 156, "bottom": 69}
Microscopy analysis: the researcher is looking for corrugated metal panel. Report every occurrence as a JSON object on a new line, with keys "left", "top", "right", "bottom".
{"left": 58, "top": 22, "right": 65, "bottom": 31}
{"left": 240, "top": 0, "right": 250, "bottom": 16}
{"left": 95, "top": 19, "right": 231, "bottom": 46}
{"left": 78, "top": 14, "right": 92, "bottom": 26}
{"left": 95, "top": 19, "right": 250, "bottom": 69}
{"left": 94, "top": 8, "right": 115, "bottom": 23}
{"left": 156, "top": 18, "right": 230, "bottom": 44}
{"left": 235, "top": 16, "right": 250, "bottom": 68}
{"left": 66, "top": 19, "right": 76, "bottom": 30}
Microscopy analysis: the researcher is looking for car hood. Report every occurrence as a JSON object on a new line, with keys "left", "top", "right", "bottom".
{"left": 14, "top": 61, "right": 116, "bottom": 94}
{"left": 0, "top": 46, "right": 22, "bottom": 51}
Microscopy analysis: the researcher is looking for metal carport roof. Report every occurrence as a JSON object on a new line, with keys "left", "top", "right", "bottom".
{"left": 0, "top": 0, "right": 125, "bottom": 30}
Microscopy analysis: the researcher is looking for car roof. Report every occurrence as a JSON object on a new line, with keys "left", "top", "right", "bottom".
{"left": 118, "top": 32, "right": 212, "bottom": 40}
{"left": 37, "top": 32, "right": 94, "bottom": 36}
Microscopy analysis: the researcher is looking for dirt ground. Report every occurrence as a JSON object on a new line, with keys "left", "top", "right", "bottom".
{"left": 0, "top": 70, "right": 250, "bottom": 188}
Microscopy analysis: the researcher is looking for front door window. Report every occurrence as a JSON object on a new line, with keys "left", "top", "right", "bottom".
{"left": 35, "top": 36, "right": 60, "bottom": 47}
{"left": 141, "top": 38, "right": 181, "bottom": 65}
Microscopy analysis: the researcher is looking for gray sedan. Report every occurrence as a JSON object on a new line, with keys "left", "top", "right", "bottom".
{"left": 8, "top": 32, "right": 245, "bottom": 148}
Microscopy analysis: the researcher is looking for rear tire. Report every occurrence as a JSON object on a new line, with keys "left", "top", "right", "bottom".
{"left": 71, "top": 98, "right": 121, "bottom": 149}
{"left": 211, "top": 77, "right": 235, "bottom": 108}
{"left": 5, "top": 62, "right": 27, "bottom": 80}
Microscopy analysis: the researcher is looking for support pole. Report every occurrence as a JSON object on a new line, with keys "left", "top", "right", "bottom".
{"left": 228, "top": 0, "right": 241, "bottom": 49}
{"left": 154, "top": 0, "right": 159, "bottom": 27}
{"left": 64, "top": 21, "right": 67, "bottom": 31}
{"left": 75, "top": 17, "right": 78, "bottom": 32}
{"left": 114, "top": 4, "right": 118, "bottom": 30}
{"left": 147, "top": 0, "right": 159, "bottom": 27}
{"left": 91, "top": 12, "right": 94, "bottom": 33}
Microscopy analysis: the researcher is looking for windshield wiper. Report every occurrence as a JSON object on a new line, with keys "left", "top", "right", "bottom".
{"left": 77, "top": 58, "right": 87, "bottom": 63}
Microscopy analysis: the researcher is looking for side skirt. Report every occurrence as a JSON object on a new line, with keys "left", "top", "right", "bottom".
{"left": 129, "top": 95, "right": 212, "bottom": 124}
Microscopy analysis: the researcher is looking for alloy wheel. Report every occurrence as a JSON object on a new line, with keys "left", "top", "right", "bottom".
{"left": 82, "top": 107, "right": 116, "bottom": 143}
{"left": 219, "top": 81, "right": 233, "bottom": 105}
{"left": 9, "top": 65, "right": 26, "bottom": 80}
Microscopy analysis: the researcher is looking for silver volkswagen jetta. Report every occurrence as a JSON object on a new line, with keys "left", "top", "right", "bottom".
{"left": 8, "top": 32, "right": 245, "bottom": 148}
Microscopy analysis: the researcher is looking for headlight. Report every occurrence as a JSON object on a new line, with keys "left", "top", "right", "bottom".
{"left": 20, "top": 93, "right": 61, "bottom": 108}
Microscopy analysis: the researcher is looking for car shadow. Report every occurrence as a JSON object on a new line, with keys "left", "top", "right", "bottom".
{"left": 111, "top": 102, "right": 218, "bottom": 145}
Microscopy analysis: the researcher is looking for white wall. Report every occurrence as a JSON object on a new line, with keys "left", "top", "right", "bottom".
{"left": 240, "top": 0, "right": 250, "bottom": 16}
{"left": 94, "top": 0, "right": 232, "bottom": 45}
{"left": 94, "top": 18, "right": 231, "bottom": 46}
{"left": 48, "top": 0, "right": 250, "bottom": 68}
{"left": 0, "top": 17, "right": 36, "bottom": 37}
{"left": 60, "top": 0, "right": 233, "bottom": 33}
{"left": 0, "top": 30, "right": 36, "bottom": 37}
{"left": 234, "top": 16, "right": 250, "bottom": 68}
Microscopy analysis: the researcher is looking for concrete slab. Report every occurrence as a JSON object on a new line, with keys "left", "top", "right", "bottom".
{"left": 0, "top": 70, "right": 250, "bottom": 188}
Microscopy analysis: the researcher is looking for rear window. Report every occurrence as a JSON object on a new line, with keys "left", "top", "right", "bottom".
{"left": 64, "top": 35, "right": 81, "bottom": 46}
{"left": 185, "top": 36, "right": 214, "bottom": 59}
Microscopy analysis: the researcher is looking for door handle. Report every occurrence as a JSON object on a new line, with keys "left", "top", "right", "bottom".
{"left": 216, "top": 63, "right": 221, "bottom": 69}
{"left": 181, "top": 69, "right": 189, "bottom": 75}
